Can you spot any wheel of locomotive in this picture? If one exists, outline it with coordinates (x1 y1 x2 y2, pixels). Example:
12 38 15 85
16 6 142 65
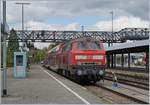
76 75 82 83
71 73 77 81
64 70 70 78
47 66 50 69
66 71 71 78
58 69 63 75
62 69 66 76
64 70 67 77
91 80 97 84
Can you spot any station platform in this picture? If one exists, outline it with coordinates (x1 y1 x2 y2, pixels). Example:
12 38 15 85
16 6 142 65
2 65 106 104
106 69 149 79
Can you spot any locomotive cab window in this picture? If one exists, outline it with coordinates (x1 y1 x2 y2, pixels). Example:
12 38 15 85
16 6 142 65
77 41 101 50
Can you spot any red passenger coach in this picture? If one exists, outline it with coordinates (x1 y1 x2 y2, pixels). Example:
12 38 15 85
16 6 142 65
44 37 106 83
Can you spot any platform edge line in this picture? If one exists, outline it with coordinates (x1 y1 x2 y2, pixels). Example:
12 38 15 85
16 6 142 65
40 66 90 105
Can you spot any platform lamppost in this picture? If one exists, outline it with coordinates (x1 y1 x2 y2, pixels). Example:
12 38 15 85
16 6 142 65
15 2 30 51
2 0 8 96
110 11 114 46
81 25 84 36
81 25 84 32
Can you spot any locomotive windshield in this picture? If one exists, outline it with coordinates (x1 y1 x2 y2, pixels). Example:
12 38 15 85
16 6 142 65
77 41 101 50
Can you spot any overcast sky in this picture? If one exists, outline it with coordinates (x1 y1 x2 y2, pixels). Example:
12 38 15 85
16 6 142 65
5 0 149 49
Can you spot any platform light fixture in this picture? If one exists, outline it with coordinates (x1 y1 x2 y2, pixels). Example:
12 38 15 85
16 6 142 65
110 11 114 46
15 2 31 51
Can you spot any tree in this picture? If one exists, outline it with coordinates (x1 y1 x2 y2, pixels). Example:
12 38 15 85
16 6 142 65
32 48 47 63
27 43 58 64
7 29 20 67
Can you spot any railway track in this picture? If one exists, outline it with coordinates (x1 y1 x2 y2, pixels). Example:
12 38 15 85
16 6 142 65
93 83 148 104
105 76 149 90
44 67 149 104
105 72 149 90
84 84 148 104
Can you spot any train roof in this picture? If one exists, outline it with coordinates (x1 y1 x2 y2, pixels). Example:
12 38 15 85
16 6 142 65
68 37 101 43
47 37 102 53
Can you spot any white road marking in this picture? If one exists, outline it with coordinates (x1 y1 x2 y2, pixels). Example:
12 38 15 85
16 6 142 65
40 66 90 105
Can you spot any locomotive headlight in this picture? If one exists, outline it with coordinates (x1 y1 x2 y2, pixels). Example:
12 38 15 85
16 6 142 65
75 55 87 60
77 70 82 75
92 55 103 59
99 70 104 75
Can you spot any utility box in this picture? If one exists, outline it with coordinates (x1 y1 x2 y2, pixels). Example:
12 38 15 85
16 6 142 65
13 52 27 78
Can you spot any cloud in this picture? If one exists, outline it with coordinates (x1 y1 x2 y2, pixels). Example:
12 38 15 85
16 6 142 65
24 20 80 31
13 16 149 31
84 0 149 20
6 0 149 25
5 0 149 49
87 16 149 31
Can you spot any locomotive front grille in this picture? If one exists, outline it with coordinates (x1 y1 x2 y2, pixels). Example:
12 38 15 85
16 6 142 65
72 63 105 70
81 62 98 65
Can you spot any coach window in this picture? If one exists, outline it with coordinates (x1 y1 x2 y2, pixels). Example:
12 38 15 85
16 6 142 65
51 47 56 53
62 45 67 52
130 52 146 69
65 43 72 51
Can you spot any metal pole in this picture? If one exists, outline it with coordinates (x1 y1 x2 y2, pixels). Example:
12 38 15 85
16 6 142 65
22 4 24 31
108 42 110 47
107 54 110 68
22 4 25 51
121 53 124 70
16 3 30 51
2 0 7 96
146 52 149 71
108 11 114 47
81 25 84 36
114 54 116 68
128 53 130 70
111 54 113 68
111 11 113 46
81 25 84 32
16 3 30 30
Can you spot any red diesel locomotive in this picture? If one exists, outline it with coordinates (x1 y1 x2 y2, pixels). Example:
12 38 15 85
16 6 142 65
43 37 106 83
